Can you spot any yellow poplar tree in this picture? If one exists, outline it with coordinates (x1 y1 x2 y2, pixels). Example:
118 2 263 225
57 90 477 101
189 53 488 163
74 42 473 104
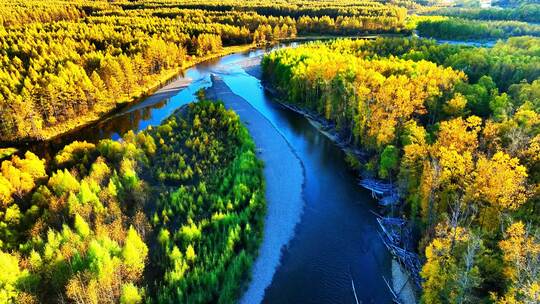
498 221 540 304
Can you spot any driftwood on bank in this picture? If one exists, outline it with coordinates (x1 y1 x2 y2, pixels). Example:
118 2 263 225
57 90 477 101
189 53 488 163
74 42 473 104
274 95 401 207
377 216 407 246
359 178 394 195
380 193 400 206
374 212 422 291
387 244 422 290
383 275 403 304
358 178 400 207
273 99 368 161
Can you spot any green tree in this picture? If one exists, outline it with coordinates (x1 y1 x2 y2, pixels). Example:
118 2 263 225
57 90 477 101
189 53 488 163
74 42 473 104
120 283 143 304
379 145 399 179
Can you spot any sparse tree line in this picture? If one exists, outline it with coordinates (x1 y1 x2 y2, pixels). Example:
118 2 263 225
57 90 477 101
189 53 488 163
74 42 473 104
262 37 540 303
0 100 265 304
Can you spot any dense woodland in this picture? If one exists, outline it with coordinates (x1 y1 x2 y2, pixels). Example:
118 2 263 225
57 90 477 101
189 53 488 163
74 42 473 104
0 101 265 303
429 4 540 23
0 0 408 143
415 17 540 40
2 0 540 303
262 37 540 303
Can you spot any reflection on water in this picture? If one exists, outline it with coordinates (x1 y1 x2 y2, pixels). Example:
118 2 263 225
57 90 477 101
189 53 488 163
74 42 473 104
23 44 294 159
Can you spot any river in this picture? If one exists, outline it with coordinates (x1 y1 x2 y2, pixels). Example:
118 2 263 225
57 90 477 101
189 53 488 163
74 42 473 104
20 45 393 303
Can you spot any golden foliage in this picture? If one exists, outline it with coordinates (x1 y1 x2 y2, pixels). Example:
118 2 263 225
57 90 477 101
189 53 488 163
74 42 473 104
472 152 528 211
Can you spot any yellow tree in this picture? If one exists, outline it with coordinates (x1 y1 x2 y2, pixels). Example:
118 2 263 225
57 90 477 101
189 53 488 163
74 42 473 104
11 151 46 180
434 116 482 156
1 161 34 199
0 250 23 303
122 226 148 280
471 152 529 231
0 176 13 207
443 93 469 118
422 223 482 304
399 120 429 219
410 116 482 228
498 221 540 304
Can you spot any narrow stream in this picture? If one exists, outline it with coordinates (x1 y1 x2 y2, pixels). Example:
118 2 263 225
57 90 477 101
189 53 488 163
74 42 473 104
22 44 394 303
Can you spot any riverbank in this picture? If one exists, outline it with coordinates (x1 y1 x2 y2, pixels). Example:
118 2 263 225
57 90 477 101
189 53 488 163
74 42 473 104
393 259 417 304
0 43 258 147
244 56 369 162
269 89 419 304
217 67 394 302
278 33 407 42
205 75 305 304
249 55 419 303
271 93 419 304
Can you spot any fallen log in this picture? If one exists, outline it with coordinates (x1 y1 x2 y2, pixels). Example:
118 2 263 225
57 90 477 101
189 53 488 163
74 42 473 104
381 193 400 206
374 213 423 290
383 275 403 304
359 178 396 195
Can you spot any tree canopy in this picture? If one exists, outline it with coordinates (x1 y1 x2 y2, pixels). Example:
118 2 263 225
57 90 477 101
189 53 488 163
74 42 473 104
0 101 265 304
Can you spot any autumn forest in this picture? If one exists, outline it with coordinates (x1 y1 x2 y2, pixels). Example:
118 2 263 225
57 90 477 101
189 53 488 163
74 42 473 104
0 0 539 304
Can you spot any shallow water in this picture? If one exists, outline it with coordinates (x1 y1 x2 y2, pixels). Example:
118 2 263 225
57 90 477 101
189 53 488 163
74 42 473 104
24 45 392 303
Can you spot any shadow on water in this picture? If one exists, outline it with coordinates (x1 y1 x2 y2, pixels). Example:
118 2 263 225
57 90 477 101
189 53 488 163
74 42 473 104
266 113 391 303
222 70 392 303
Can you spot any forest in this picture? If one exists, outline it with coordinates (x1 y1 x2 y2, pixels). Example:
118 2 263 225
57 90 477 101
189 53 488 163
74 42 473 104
262 37 540 303
0 0 408 143
415 17 540 40
0 101 265 303
1 0 540 303
429 4 540 23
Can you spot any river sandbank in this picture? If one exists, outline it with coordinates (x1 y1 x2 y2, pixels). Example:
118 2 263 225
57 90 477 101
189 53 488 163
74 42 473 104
393 259 418 304
206 75 305 304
